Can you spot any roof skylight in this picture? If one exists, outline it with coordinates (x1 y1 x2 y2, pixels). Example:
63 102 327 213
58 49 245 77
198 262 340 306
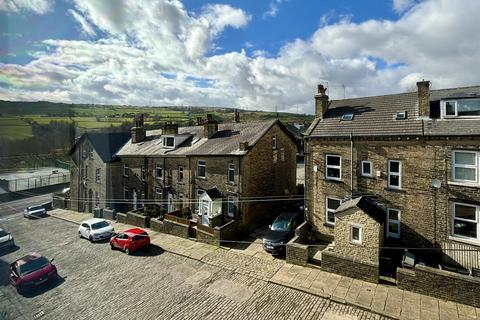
341 113 354 121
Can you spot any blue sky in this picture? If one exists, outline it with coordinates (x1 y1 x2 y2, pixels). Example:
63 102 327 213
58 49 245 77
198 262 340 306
1 0 479 113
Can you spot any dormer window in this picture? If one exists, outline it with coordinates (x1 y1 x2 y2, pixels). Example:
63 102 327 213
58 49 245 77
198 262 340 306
163 136 175 148
341 113 354 121
442 98 480 118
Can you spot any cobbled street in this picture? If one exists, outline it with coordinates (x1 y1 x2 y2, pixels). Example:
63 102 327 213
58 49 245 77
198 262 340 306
0 215 388 320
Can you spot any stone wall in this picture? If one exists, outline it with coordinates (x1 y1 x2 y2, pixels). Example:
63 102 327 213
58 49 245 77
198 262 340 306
126 211 150 228
305 137 480 254
334 209 383 264
150 219 164 233
163 217 190 238
103 208 116 221
286 236 309 266
116 212 127 224
197 228 218 245
397 265 480 308
322 250 379 283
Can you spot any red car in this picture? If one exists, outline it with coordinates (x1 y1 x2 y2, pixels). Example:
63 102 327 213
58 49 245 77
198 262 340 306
9 253 58 293
110 228 150 254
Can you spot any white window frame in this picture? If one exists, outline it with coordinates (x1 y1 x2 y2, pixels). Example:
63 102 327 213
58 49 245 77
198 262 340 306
386 208 401 239
227 163 235 183
442 99 480 118
95 168 101 183
272 135 277 149
451 202 480 243
123 164 129 177
325 196 341 226
155 164 163 179
452 150 478 184
95 192 100 207
325 154 342 181
178 166 184 183
349 224 362 245
227 195 238 218
361 161 372 177
155 187 162 195
163 136 175 148
387 160 402 189
197 160 206 178
178 193 184 209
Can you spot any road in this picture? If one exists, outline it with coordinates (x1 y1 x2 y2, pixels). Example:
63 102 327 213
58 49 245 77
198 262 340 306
0 214 386 320
0 194 52 220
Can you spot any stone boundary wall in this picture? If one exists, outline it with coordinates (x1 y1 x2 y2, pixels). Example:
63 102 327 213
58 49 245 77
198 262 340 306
397 265 480 308
322 251 379 284
116 212 127 224
163 218 190 239
103 208 116 221
150 219 164 233
286 236 309 266
197 228 219 245
126 211 150 228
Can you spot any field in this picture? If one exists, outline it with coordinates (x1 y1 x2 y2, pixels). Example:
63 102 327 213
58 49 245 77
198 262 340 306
0 101 313 140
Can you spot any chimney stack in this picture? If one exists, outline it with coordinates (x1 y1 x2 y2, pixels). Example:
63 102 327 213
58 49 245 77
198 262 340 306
234 109 240 123
204 114 218 139
417 80 431 118
131 114 146 144
315 84 329 119
163 121 178 135
239 141 249 151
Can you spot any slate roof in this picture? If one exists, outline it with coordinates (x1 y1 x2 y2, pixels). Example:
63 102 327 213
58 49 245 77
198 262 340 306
306 85 480 138
334 196 385 224
71 132 131 163
205 187 223 200
116 120 282 157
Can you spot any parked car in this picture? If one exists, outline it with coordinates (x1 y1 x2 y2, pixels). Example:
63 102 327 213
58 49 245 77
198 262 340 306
23 205 47 219
9 252 58 294
110 228 150 255
262 211 304 256
0 228 14 250
78 218 114 242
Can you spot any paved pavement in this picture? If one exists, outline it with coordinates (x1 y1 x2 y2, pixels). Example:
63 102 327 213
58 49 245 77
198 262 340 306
22 209 480 320
0 212 387 320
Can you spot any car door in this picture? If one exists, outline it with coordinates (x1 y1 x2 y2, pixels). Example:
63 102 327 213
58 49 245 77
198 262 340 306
114 233 127 249
81 223 91 238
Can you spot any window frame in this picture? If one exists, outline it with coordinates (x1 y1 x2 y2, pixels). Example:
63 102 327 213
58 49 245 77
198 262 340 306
123 186 129 200
361 161 373 177
155 187 162 195
197 160 206 178
227 163 235 183
325 196 342 226
442 99 480 118
452 150 478 184
325 154 342 181
227 195 238 218
163 136 175 148
141 166 146 181
178 193 184 209
451 201 479 243
387 160 402 190
155 164 163 180
178 166 184 183
272 135 277 150
386 208 401 239
123 164 129 177
95 168 101 183
349 224 363 245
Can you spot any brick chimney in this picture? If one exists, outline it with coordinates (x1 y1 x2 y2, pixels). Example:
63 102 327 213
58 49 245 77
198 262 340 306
239 141 249 151
417 80 431 118
131 114 146 144
204 114 218 139
234 109 240 123
163 121 178 135
315 84 329 119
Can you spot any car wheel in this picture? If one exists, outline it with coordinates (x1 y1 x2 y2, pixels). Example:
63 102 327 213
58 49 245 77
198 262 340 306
78 232 82 239
89 235 93 242
110 243 115 250
125 247 130 255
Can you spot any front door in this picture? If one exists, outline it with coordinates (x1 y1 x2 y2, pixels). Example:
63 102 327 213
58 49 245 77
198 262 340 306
167 193 173 213
133 190 138 210
200 200 210 225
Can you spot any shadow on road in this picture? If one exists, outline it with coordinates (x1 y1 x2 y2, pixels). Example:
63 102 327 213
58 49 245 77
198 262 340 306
19 275 66 298
0 245 20 257
130 244 164 257
0 258 11 287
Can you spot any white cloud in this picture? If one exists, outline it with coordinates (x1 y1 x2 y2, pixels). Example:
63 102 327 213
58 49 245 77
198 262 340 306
69 9 96 37
2 0 480 115
0 0 53 14
392 0 417 13
262 0 285 19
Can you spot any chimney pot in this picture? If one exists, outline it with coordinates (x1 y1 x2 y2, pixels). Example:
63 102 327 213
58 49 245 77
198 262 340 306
314 84 329 119
239 141 249 151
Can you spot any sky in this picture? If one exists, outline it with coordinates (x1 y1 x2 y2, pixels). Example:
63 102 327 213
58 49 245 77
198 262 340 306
1 0 480 114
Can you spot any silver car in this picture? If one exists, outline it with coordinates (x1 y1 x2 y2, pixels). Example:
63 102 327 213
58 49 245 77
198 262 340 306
0 228 14 250
24 205 47 219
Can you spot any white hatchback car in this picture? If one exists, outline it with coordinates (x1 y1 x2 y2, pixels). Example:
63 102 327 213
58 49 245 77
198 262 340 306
78 218 114 242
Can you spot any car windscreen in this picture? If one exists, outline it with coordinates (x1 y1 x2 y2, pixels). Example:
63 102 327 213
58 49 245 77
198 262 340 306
91 221 110 230
271 218 291 231
18 257 49 275
29 206 44 211
0 230 8 237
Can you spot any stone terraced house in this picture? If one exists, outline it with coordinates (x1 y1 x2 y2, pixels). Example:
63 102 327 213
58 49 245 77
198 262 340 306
69 132 131 213
114 113 298 231
304 81 480 277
